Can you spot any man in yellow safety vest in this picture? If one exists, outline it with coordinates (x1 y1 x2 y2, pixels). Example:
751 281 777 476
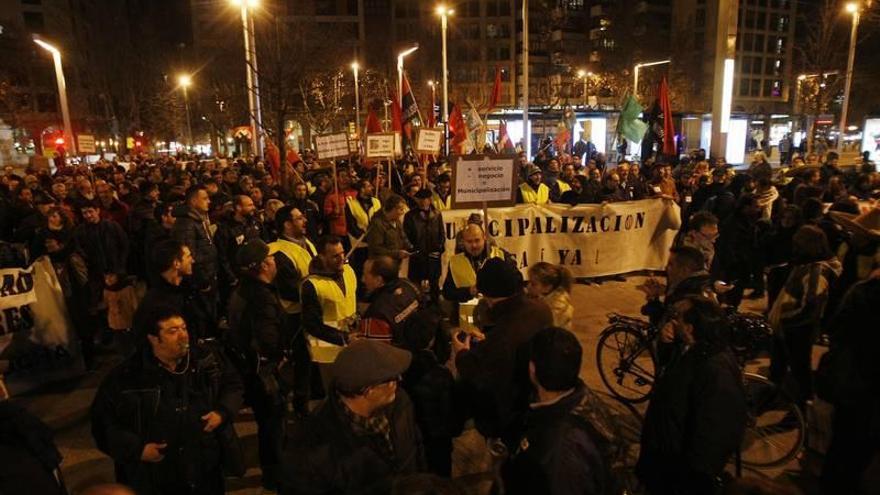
269 205 317 414
442 223 506 304
345 179 381 279
432 173 452 211
516 164 550 204
300 235 358 367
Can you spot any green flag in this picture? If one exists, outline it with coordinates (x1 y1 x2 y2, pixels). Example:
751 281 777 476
618 95 648 143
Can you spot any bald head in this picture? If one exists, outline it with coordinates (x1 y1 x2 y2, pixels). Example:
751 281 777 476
462 223 486 257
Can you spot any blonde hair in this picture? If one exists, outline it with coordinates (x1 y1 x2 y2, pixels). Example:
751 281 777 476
528 262 573 294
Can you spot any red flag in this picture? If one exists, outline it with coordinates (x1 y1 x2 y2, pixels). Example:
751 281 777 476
498 120 514 153
448 103 466 154
365 109 383 133
266 141 281 179
659 77 676 156
401 74 420 124
286 146 302 165
489 66 502 111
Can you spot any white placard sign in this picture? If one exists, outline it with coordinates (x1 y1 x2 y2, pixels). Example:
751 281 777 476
415 128 444 154
315 132 351 160
366 133 396 158
452 154 518 208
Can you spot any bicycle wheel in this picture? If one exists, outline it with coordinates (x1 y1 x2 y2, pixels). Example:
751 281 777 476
739 372 806 469
596 325 656 403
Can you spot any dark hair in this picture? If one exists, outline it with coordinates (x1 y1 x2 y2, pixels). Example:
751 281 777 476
153 203 175 222
669 245 705 273
316 234 342 254
383 194 406 213
144 305 185 337
232 194 250 208
355 179 372 193
529 327 582 391
688 211 718 232
152 239 186 273
792 225 832 264
679 295 730 353
366 256 399 283
800 197 824 222
78 199 100 211
185 184 206 202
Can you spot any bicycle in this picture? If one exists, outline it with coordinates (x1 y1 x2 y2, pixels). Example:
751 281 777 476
596 310 805 468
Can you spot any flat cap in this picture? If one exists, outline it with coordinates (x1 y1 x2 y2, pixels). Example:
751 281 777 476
525 164 542 177
332 339 412 392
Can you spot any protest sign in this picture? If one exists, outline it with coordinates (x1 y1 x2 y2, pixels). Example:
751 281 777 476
366 133 396 158
315 132 351 160
0 257 83 395
415 128 444 154
438 199 680 282
76 134 96 154
451 154 518 208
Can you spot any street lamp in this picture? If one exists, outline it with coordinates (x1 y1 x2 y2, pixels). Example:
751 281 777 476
34 38 73 155
838 1 860 152
428 80 437 125
436 5 453 151
397 45 419 109
351 61 360 131
232 0 263 157
633 59 671 100
178 74 193 150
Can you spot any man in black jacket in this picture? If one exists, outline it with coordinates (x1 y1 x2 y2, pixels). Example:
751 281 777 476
451 258 554 446
404 189 445 303
503 327 608 495
359 256 420 342
133 239 209 342
91 305 244 494
214 194 262 308
226 239 286 491
281 339 425 494
636 296 746 495
291 181 322 241
172 185 219 330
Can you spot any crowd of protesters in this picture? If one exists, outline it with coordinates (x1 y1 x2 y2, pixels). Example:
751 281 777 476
0 132 877 495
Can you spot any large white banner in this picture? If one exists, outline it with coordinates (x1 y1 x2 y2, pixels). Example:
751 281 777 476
439 199 681 281
0 257 83 394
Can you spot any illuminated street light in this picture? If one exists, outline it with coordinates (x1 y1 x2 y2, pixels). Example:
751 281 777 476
178 74 193 149
231 0 263 156
633 59 670 100
839 1 860 151
351 61 360 133
397 45 419 109
34 38 74 154
436 5 453 152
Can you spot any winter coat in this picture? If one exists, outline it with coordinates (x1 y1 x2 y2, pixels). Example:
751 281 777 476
502 382 608 495
281 389 426 495
226 276 287 365
0 402 65 495
104 278 139 331
90 343 244 494
768 258 842 339
365 214 412 260
132 276 210 342
171 206 217 291
636 345 746 495
213 213 262 287
403 207 445 273
455 294 554 442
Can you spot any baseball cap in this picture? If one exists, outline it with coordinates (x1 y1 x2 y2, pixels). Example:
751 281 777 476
235 239 279 270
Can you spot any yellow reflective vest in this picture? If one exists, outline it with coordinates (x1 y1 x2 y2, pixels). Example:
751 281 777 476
448 246 505 289
519 182 550 204
304 264 358 363
269 237 316 314
346 196 381 247
432 191 451 211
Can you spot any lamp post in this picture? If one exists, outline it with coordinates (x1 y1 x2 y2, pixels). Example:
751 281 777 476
233 0 263 157
397 45 419 109
436 5 453 152
428 80 436 124
178 74 193 150
522 0 530 158
351 61 360 131
33 38 73 154
838 2 860 152
632 59 671 101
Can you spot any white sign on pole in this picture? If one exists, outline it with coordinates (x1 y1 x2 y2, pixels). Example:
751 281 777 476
451 154 518 208
366 133 396 158
77 134 96 154
415 128 444 154
315 132 351 160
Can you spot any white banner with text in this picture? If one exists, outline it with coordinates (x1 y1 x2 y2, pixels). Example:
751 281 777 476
439 199 681 281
